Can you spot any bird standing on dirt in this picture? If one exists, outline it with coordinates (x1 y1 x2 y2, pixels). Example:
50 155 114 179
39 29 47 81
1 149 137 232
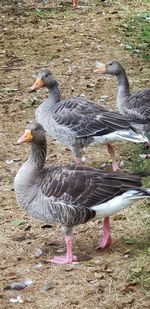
29 69 148 171
14 123 150 264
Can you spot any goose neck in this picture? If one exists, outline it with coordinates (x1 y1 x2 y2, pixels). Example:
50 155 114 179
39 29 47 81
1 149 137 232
116 69 130 110
116 69 130 96
47 83 61 105
28 141 47 170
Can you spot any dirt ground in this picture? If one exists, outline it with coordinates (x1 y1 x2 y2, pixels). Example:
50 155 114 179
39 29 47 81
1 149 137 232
0 1 150 308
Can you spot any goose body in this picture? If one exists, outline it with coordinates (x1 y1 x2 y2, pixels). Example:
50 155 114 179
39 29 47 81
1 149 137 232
95 60 150 141
30 69 147 170
14 123 150 264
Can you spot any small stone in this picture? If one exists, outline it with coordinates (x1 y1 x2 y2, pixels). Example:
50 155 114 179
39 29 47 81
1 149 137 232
44 282 54 291
17 256 22 261
113 213 126 221
5 278 32 290
10 296 23 304
5 159 14 165
34 263 42 269
35 248 43 258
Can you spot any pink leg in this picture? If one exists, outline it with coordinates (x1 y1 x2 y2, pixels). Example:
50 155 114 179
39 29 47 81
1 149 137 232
107 144 119 172
96 217 112 250
75 156 85 165
72 0 78 8
46 236 77 264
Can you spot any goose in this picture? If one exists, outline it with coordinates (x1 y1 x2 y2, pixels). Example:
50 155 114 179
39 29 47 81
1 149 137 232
29 69 148 171
14 123 150 264
94 60 150 143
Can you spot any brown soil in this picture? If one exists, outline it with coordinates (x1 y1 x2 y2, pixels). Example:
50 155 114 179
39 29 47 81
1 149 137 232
0 1 150 308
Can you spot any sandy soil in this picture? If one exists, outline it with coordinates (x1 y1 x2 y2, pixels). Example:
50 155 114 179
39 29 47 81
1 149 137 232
0 1 150 308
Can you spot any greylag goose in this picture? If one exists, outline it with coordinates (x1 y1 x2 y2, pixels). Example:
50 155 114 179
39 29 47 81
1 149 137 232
14 123 150 264
94 60 150 142
29 69 147 171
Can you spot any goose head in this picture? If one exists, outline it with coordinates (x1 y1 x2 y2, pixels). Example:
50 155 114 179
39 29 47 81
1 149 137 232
17 122 46 145
30 69 58 91
94 60 124 76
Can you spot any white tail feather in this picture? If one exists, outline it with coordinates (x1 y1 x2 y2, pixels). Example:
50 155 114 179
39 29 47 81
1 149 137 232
117 129 148 144
92 129 148 145
92 189 150 218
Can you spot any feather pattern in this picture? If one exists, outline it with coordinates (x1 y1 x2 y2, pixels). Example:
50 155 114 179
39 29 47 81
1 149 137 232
50 98 133 137
41 165 143 207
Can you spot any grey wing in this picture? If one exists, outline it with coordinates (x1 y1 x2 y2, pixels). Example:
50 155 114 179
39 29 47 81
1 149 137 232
40 166 97 225
53 97 131 138
127 90 150 123
39 166 142 225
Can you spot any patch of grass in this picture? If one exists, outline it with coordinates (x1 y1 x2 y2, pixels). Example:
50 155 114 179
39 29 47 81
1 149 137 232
49 54 60 60
120 143 150 187
122 237 150 250
125 234 150 292
121 12 150 60
127 266 150 291
34 8 64 19
120 143 150 231
34 8 53 18
34 5 75 20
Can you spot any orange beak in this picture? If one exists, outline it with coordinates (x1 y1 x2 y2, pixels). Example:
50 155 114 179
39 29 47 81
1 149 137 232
30 78 44 91
17 130 33 144
94 62 106 74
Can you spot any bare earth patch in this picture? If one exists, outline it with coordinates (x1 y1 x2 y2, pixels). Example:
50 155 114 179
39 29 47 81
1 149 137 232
0 1 150 308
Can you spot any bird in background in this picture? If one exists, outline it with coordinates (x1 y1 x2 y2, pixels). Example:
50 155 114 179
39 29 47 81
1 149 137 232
94 60 150 144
